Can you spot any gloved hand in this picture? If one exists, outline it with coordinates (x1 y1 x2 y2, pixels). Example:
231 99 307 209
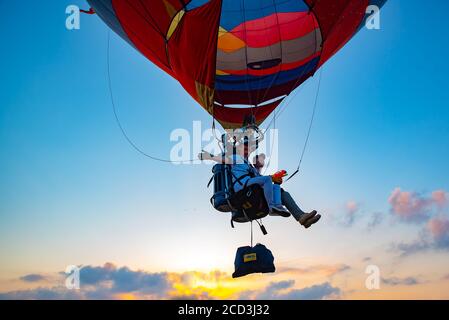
271 170 287 185
271 176 283 184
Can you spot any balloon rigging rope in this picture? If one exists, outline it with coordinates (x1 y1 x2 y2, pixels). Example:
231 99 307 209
261 19 321 132
250 221 253 247
107 30 195 164
259 35 322 175
253 0 284 119
262 108 276 176
285 68 323 182
259 68 323 179
107 27 322 177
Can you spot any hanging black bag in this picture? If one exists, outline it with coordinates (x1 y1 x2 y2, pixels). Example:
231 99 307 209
232 244 275 278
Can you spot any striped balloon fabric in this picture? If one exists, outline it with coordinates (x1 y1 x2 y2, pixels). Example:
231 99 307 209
88 0 387 129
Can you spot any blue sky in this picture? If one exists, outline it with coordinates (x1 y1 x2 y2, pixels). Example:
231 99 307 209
0 1 449 299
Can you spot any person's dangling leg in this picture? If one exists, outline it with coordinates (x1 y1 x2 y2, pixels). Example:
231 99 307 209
272 184 282 206
281 188 321 228
270 184 290 217
280 189 305 220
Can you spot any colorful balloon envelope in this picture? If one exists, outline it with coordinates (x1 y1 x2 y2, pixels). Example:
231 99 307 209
88 0 387 129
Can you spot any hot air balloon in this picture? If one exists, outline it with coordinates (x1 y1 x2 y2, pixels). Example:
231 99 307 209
87 0 387 129
86 0 388 277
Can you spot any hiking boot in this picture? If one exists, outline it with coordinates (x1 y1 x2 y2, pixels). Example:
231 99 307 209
270 205 291 217
298 210 321 228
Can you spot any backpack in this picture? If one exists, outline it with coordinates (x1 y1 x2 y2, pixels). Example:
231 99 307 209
210 164 234 212
209 164 269 224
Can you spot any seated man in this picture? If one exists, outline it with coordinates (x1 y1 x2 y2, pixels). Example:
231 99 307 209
200 138 289 216
200 135 321 228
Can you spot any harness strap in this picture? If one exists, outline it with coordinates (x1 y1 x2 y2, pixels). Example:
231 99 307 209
230 158 257 188
256 220 268 235
285 168 300 182
207 175 214 188
231 173 252 187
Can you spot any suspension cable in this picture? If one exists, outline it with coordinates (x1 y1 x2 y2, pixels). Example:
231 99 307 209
285 69 323 182
107 30 197 164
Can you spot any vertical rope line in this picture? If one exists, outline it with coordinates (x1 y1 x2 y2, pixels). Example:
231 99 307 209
253 0 283 119
256 8 320 126
260 6 322 131
240 0 256 118
253 0 276 107
250 220 253 247
262 107 276 175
